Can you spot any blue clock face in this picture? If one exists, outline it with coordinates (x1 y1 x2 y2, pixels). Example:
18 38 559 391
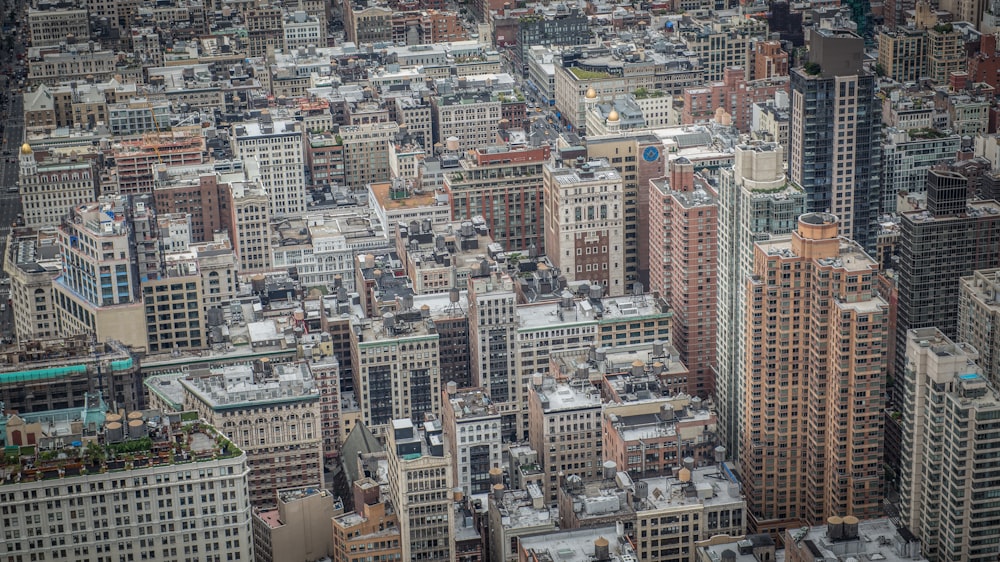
643 146 660 162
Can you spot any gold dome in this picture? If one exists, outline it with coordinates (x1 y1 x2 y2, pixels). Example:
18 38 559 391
585 86 597 99
607 109 620 122
20 143 32 155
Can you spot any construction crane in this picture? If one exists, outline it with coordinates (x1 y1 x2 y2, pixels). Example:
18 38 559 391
147 104 164 164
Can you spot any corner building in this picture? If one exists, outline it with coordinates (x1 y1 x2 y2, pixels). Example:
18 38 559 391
899 328 1000 562
740 213 887 536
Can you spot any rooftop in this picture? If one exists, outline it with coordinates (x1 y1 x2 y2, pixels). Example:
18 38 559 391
6 227 61 275
519 525 638 562
960 268 1000 310
561 476 637 521
635 463 744 511
533 377 602 412
517 291 670 331
547 161 622 186
369 178 441 211
146 361 319 411
445 389 500 421
552 342 687 393
1 395 241 486
785 517 927 562
492 486 556 531
398 216 495 272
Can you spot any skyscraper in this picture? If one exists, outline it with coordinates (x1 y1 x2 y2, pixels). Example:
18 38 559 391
893 169 1000 396
740 213 887 535
649 158 719 398
899 328 1000 562
230 115 306 217
789 29 880 252
716 142 805 456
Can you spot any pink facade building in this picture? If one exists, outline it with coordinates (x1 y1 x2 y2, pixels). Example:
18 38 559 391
648 159 719 399
681 67 789 132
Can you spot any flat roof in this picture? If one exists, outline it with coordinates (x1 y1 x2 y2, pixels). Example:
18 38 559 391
368 180 439 210
519 526 635 562
636 463 744 511
535 377 602 411
518 295 669 331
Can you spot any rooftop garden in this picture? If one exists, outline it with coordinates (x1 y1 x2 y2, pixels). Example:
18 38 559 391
908 127 948 139
803 62 822 76
570 67 612 80
633 87 666 99
1 419 240 486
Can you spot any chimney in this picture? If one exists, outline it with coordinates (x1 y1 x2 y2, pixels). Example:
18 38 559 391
669 157 695 192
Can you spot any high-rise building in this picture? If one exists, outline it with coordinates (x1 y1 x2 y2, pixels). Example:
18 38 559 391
444 144 550 254
527 374 603 502
151 163 226 244
246 4 284 57
349 300 442 430
740 213 888 535
18 143 98 228
926 23 966 85
251 487 340 562
468 270 519 415
789 29 880 251
220 163 273 273
432 92 501 152
385 418 456 562
959 269 1000 388
880 129 961 214
543 160 626 296
27 4 90 47
876 27 927 84
585 133 665 289
340 121 398 190
231 116 306 217
0 396 254 562
893 170 1000 395
146 362 324 508
332 479 403 562
899 328 1000 562
3 227 61 342
51 195 153 350
649 158 719 398
715 142 805 456
441 387 503 496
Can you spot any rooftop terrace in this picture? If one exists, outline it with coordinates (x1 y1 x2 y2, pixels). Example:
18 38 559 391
1 395 240 486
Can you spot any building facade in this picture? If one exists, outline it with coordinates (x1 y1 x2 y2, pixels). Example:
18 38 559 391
789 29 880 252
740 213 887 535
543 161 626 296
649 159 719 398
899 328 1000 562
715 142 804 457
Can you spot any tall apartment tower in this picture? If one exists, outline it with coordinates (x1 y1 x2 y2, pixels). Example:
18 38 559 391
52 195 154 351
893 170 1000 398
467 270 520 437
959 269 1000 388
543 160 626 296
386 418 456 562
231 116 306 217
716 142 805 456
789 29 880 252
649 158 719 398
899 328 1000 562
740 213 888 535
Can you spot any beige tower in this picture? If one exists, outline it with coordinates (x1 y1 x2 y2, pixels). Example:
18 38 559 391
740 213 888 536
